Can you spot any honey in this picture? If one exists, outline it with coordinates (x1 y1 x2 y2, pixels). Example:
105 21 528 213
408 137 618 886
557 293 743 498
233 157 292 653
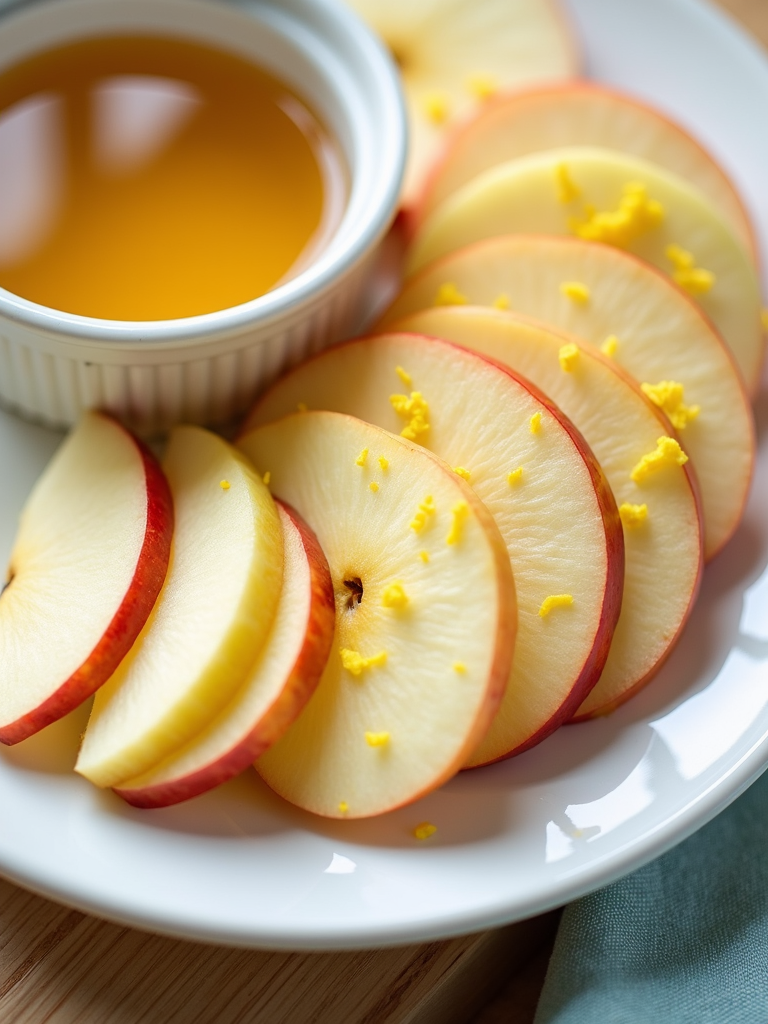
0 35 347 320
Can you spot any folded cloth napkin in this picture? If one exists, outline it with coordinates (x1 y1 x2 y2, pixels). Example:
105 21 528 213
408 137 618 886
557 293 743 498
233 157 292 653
534 768 768 1024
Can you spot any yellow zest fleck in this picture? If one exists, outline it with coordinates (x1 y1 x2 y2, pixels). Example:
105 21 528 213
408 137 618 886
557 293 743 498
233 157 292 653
555 162 581 204
492 293 511 310
419 550 430 563
559 342 580 372
395 365 412 387
466 73 497 100
423 92 450 124
640 380 700 430
601 335 619 357
560 281 590 304
378 455 389 471
381 582 409 609
413 822 437 841
365 731 390 747
262 471 271 486
340 648 387 676
761 308 768 332
219 479 230 490
410 495 436 533
507 466 524 486
569 181 664 248
338 801 349 814
297 401 308 412
434 281 467 307
453 662 466 674
355 448 368 467
619 502 648 528
390 391 430 441
369 481 379 493
631 436 688 483
666 244 716 295
446 500 469 545
539 594 574 617
529 412 542 434
453 466 471 481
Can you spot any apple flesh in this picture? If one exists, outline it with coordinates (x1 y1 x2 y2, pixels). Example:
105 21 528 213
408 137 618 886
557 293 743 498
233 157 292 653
239 410 516 816
406 146 764 393
115 501 334 808
0 412 172 745
414 82 756 255
343 0 578 210
391 306 703 718
382 233 755 560
243 335 623 763
76 426 284 789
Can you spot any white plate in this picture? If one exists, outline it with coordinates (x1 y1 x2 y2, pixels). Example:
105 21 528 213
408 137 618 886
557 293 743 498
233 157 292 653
2 0 768 951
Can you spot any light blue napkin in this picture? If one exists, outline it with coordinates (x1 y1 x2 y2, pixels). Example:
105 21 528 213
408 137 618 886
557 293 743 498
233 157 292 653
534 769 768 1023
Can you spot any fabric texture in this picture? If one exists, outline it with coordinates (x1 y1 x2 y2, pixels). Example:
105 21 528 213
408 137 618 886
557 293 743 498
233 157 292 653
535 769 768 1024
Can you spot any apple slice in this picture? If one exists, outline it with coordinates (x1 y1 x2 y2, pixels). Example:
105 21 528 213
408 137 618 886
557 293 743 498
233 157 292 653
406 146 764 392
0 412 172 745
414 82 756 255
238 410 515 816
243 335 623 764
343 0 578 210
76 426 283 789
383 234 755 560
115 502 334 808
390 306 703 718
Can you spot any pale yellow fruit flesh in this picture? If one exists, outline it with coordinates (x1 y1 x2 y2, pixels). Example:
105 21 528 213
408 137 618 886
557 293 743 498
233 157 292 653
344 0 577 206
420 85 755 254
384 234 755 560
245 337 616 764
115 504 313 794
239 411 515 817
0 412 147 728
394 307 703 717
407 146 764 392
76 426 283 788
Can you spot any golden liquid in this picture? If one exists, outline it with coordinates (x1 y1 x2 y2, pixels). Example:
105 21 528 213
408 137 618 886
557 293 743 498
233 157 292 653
0 35 346 320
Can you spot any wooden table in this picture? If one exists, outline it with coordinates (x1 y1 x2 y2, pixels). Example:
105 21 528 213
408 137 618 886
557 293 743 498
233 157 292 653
1 3 765 1022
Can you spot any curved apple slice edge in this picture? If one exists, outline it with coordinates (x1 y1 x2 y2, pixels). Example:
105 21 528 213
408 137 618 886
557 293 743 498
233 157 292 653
0 417 173 746
114 501 335 808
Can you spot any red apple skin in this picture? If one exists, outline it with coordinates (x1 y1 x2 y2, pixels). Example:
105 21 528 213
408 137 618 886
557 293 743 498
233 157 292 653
0 415 174 746
407 82 758 259
115 501 335 809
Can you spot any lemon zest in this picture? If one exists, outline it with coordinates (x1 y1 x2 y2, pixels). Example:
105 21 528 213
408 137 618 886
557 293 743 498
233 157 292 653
666 244 716 295
446 501 469 545
619 503 648 528
390 391 430 441
434 282 467 306
529 412 542 434
365 731 390 747
369 481 379 493
640 380 700 430
414 822 437 840
423 92 450 124
355 448 368 467
507 466 524 485
601 335 619 357
559 342 580 372
219 479 230 491
410 495 436 533
569 181 664 248
419 550 430 563
560 281 590 304
262 471 271 486
492 293 511 310
381 582 409 609
340 649 387 676
539 594 574 617
453 466 471 481
466 73 497 100
453 662 467 674
378 455 389 471
631 436 688 483
395 366 412 387
338 801 349 814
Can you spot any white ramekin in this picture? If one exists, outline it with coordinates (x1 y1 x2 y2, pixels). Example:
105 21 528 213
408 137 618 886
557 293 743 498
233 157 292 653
0 0 406 433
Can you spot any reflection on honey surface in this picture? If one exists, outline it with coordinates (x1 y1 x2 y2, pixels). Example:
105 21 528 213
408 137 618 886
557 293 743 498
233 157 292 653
0 36 347 320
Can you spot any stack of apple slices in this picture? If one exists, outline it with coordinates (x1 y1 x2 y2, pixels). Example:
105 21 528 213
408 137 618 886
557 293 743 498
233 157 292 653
342 0 579 211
